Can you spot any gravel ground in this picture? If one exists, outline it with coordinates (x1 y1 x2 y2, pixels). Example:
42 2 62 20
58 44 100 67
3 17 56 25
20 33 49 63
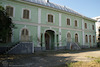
3 48 100 67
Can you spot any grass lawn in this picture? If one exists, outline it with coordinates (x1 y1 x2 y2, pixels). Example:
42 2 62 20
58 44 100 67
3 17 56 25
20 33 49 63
66 57 100 67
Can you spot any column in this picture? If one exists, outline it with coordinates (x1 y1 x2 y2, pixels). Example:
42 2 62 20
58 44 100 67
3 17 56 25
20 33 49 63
42 33 45 50
59 13 62 46
82 19 85 46
37 8 41 47
54 33 57 50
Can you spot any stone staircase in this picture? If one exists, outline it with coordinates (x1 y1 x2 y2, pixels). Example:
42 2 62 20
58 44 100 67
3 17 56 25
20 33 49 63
7 42 34 54
66 42 81 50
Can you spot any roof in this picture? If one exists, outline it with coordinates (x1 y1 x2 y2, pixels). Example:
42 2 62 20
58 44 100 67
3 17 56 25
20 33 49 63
21 0 96 22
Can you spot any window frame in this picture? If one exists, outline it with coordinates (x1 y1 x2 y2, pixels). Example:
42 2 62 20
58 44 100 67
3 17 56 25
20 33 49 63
5 5 15 17
47 13 55 23
67 18 71 26
85 23 87 29
22 8 31 19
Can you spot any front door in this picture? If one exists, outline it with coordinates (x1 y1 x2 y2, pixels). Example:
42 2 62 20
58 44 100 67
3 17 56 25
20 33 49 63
21 29 29 42
45 33 50 50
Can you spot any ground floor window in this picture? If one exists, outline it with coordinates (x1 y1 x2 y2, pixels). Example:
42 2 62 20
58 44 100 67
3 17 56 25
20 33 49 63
75 33 78 43
85 35 88 43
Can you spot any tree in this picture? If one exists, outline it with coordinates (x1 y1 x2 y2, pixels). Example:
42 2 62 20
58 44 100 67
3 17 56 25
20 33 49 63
0 6 15 43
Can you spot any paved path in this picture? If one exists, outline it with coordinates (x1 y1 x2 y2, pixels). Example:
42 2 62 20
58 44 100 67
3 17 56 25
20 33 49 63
9 48 100 67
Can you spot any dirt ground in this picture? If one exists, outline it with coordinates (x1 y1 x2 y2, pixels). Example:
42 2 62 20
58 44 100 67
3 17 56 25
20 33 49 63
2 48 100 67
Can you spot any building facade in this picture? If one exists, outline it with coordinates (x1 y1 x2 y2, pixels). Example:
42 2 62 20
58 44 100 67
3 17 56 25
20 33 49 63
0 0 96 51
93 16 100 42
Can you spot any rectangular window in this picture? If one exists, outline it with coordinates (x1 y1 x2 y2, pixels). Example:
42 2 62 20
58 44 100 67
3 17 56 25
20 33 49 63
6 6 13 17
92 25 94 30
48 14 53 23
75 20 77 27
85 23 87 29
23 9 29 19
67 18 70 25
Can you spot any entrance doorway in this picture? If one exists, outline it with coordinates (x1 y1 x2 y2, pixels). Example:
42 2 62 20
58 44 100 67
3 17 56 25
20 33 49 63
45 30 55 50
21 29 29 42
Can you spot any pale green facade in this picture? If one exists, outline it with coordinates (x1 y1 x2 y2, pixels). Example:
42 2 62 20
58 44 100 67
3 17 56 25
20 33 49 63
1 0 96 51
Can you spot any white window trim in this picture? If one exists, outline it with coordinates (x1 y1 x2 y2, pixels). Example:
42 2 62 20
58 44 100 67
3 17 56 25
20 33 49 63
5 5 15 17
46 13 55 23
21 8 31 19
66 17 71 26
19 25 30 41
66 31 72 42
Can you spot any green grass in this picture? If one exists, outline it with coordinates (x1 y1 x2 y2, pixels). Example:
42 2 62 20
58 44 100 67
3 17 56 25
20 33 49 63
66 57 100 67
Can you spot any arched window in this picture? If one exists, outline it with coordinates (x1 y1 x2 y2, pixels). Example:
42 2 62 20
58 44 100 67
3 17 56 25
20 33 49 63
21 29 29 35
21 29 25 35
75 33 78 43
48 14 53 23
85 23 87 29
6 6 14 17
23 9 29 19
75 20 77 27
85 35 88 43
93 36 95 43
67 33 71 42
67 18 70 25
89 35 91 42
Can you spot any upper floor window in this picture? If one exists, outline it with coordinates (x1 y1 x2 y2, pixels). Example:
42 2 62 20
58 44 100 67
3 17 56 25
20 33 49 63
92 25 94 30
48 14 53 23
85 23 87 29
75 20 77 27
6 6 14 17
67 18 70 25
23 9 30 19
85 35 88 43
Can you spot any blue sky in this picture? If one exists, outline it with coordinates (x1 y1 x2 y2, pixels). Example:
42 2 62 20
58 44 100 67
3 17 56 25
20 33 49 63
50 0 100 18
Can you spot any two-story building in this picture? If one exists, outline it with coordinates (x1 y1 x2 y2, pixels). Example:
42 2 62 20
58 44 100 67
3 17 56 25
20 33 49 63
0 0 96 52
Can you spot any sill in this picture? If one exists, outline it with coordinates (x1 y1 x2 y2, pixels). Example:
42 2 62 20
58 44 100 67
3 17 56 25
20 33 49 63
21 18 31 20
47 22 54 23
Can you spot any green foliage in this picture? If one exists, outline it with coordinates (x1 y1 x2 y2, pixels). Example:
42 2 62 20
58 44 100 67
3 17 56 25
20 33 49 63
0 5 15 43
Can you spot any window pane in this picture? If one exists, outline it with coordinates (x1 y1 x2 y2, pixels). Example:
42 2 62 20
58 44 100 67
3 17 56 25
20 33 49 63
48 14 53 23
75 20 77 26
6 6 13 17
23 9 29 19
67 19 70 25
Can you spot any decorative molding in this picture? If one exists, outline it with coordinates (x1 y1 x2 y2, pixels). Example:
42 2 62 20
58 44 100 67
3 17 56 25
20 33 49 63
59 13 62 26
14 21 86 32
38 8 41 24
21 8 31 19
19 25 30 41
59 28 61 46
46 13 55 23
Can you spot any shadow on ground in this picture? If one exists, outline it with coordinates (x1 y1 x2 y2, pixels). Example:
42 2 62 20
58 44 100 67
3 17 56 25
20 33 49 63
0 48 100 67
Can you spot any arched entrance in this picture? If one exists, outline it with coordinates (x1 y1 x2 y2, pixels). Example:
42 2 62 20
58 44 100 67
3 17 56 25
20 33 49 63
21 29 29 42
45 30 55 50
